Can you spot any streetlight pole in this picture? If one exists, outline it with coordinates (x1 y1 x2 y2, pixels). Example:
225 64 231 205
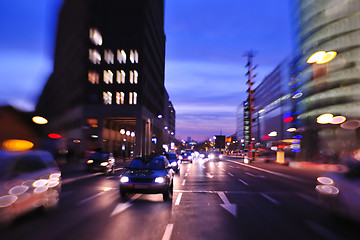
243 51 257 160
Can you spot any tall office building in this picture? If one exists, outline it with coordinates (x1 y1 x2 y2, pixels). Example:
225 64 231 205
36 0 173 157
290 0 360 161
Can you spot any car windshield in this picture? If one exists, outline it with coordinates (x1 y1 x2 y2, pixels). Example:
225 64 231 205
129 157 165 170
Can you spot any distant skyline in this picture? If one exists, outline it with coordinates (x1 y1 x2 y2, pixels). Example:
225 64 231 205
0 0 293 142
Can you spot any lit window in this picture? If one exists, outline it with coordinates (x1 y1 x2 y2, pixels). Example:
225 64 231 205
104 50 114 64
116 92 125 104
103 92 112 105
129 92 137 105
103 70 113 84
116 70 126 84
134 50 138 63
129 50 139 63
89 28 102 46
117 49 126 64
88 71 99 84
130 50 135 63
129 70 138 84
89 49 101 64
134 70 138 84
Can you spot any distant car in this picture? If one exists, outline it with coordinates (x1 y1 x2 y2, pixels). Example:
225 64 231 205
0 150 61 226
316 162 360 222
86 152 115 175
209 151 223 160
179 152 193 163
119 155 174 201
199 151 209 159
166 153 180 174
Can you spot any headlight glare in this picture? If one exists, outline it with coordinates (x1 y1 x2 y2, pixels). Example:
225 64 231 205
100 162 109 166
155 177 165 184
87 160 94 164
120 176 129 183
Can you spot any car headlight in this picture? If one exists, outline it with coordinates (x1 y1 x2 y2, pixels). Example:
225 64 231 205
100 162 109 166
87 160 94 164
209 154 214 159
155 177 165 184
171 162 177 167
188 156 192 160
120 176 129 183
219 155 223 159
178 156 183 160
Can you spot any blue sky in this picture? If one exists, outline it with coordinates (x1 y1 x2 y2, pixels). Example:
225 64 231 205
0 0 293 142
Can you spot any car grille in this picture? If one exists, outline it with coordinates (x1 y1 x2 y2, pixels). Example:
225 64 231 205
130 178 154 183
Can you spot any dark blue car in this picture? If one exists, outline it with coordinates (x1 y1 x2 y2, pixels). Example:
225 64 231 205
119 155 174 201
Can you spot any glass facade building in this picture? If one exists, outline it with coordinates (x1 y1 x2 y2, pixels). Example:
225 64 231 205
291 0 360 162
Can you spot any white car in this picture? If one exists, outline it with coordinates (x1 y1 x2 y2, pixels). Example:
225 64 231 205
316 163 360 222
0 150 61 225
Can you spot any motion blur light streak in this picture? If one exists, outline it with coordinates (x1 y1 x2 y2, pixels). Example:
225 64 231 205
317 113 333 124
32 116 48 124
2 139 34 151
340 120 360 130
316 51 337 64
0 195 17 208
315 185 339 195
307 51 326 63
9 185 29 196
330 116 346 124
307 51 337 64
317 177 334 185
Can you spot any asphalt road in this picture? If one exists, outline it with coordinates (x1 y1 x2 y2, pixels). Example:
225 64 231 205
1 156 359 240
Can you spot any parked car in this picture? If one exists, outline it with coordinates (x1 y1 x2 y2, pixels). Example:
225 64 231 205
316 161 360 222
86 152 115 175
179 151 193 163
119 155 174 201
0 150 61 226
166 152 180 174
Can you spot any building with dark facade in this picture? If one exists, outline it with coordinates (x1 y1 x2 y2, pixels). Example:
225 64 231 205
36 0 174 158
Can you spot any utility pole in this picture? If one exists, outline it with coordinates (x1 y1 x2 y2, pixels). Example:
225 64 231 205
243 51 256 161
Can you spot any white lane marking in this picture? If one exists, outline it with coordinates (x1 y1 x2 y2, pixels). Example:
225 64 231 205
260 193 280 205
161 224 174 240
111 194 141 216
175 193 182 205
78 191 106 205
221 168 226 172
245 172 265 178
217 192 237 217
62 172 103 185
305 220 343 240
182 179 186 186
185 173 188 177
227 160 305 183
228 173 234 177
238 178 249 185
